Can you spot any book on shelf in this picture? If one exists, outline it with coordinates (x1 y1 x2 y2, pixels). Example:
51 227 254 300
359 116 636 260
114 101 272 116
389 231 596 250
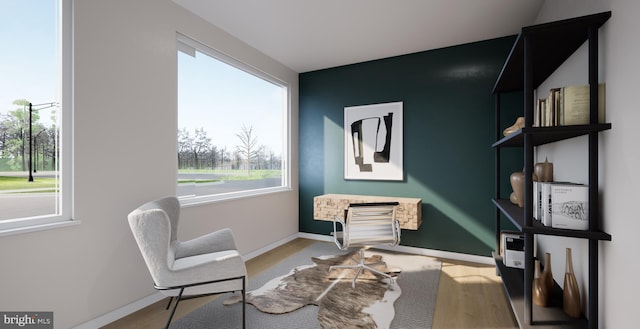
560 83 606 125
533 181 542 221
538 182 589 231
500 231 525 269
533 84 606 127
551 184 589 230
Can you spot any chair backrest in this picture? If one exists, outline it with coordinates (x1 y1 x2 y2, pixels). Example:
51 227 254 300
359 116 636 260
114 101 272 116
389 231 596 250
128 197 178 286
135 196 181 243
342 202 400 249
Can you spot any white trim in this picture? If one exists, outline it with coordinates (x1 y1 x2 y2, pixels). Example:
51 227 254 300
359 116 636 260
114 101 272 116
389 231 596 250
83 231 494 327
72 292 165 329
0 0 74 233
175 32 291 206
0 219 80 237
242 233 301 261
179 186 292 208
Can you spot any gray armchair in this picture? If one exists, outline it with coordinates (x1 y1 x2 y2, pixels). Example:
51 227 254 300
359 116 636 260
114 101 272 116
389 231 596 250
127 196 246 329
330 202 401 287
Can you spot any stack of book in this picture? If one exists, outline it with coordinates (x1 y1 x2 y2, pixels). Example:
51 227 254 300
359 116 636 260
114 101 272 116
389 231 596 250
534 83 606 127
533 182 589 231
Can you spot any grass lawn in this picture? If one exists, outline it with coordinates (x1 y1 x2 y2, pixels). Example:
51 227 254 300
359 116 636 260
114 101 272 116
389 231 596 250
178 169 280 182
0 176 58 191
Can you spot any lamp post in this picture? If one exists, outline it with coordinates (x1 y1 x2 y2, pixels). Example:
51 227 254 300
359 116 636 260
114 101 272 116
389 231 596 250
27 102 58 182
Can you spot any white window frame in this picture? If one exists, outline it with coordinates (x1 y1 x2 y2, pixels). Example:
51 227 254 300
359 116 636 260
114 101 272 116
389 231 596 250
0 0 76 236
176 33 291 206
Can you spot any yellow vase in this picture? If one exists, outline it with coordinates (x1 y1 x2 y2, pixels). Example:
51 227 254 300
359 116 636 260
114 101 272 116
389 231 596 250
542 252 554 298
563 248 581 318
533 259 548 307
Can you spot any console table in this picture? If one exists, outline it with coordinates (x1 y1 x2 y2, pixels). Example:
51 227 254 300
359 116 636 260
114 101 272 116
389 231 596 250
313 194 422 230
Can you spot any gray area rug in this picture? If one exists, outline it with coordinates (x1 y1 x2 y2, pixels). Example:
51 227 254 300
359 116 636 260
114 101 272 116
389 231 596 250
171 241 441 329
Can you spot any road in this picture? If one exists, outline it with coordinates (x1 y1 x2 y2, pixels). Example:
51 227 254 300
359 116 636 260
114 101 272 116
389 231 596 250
0 173 282 220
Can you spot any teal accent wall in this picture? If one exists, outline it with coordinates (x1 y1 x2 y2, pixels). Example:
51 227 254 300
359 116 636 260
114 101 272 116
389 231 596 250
299 36 521 257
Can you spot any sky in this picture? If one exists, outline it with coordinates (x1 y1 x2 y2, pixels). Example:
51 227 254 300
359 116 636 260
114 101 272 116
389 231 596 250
0 0 59 122
178 49 286 155
1 0 286 156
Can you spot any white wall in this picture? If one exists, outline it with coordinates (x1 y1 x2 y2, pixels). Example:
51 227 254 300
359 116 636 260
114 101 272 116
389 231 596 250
0 0 299 328
534 0 639 327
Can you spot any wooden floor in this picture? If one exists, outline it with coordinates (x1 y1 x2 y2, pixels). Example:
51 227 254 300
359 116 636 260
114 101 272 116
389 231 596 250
103 238 518 329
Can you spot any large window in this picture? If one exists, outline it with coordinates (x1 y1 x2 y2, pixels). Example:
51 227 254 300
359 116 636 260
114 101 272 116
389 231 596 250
177 34 289 204
0 0 73 234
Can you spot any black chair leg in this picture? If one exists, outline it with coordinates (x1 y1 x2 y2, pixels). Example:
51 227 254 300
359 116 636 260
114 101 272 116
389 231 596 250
165 297 173 310
242 276 246 329
164 288 184 329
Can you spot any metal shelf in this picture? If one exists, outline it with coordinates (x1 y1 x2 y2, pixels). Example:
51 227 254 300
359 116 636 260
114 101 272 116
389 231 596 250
493 199 611 241
492 124 611 148
493 12 612 93
493 253 587 329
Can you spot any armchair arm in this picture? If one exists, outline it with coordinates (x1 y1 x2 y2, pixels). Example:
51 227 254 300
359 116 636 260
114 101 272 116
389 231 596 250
174 228 238 259
159 250 246 290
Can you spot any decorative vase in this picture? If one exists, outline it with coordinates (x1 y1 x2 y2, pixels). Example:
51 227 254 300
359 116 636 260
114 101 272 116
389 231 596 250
563 248 581 318
541 252 554 298
534 157 554 182
509 192 518 204
510 171 524 208
503 117 525 136
533 259 548 307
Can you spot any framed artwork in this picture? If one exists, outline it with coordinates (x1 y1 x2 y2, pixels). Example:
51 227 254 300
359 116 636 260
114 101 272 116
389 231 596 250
344 101 403 181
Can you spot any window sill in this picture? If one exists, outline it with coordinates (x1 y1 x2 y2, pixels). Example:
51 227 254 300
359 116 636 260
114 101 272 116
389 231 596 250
0 219 81 237
179 186 292 207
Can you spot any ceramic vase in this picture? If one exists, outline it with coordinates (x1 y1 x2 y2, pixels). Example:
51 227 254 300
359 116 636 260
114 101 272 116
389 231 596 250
533 259 548 307
541 252 554 298
534 157 554 182
510 171 524 207
563 248 581 318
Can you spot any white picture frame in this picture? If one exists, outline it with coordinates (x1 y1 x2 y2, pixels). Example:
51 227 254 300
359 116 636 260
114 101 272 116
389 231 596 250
344 101 403 181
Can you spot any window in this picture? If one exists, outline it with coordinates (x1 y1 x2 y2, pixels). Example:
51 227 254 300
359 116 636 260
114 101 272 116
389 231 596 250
177 34 290 204
0 0 73 235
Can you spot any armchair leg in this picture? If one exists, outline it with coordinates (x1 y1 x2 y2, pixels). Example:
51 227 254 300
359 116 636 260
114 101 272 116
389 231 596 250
165 297 174 310
164 288 184 329
242 276 246 329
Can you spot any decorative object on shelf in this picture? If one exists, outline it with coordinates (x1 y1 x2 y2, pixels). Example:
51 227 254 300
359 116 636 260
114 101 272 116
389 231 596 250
563 248 581 318
541 252 554 299
503 117 524 136
534 157 554 182
510 170 525 207
533 259 548 307
509 192 518 204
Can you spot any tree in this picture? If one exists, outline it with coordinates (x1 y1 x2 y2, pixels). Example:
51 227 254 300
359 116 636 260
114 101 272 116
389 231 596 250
235 124 262 174
177 128 193 169
192 127 211 170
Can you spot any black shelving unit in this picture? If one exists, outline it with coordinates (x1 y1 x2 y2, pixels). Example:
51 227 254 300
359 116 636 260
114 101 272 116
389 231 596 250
492 12 612 329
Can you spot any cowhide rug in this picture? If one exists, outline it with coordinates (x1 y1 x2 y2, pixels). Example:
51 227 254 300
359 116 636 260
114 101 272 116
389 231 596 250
224 251 401 329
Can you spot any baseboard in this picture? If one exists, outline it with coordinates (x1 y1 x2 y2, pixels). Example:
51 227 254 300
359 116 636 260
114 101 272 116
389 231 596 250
77 231 493 327
243 233 302 260
72 292 165 329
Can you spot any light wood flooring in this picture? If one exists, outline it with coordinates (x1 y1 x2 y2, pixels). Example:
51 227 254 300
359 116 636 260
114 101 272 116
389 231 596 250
103 238 518 329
